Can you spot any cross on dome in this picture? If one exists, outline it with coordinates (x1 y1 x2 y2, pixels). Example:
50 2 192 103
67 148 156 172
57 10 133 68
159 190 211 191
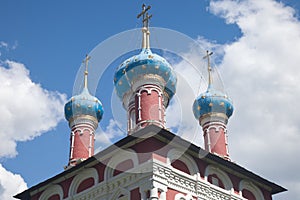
137 4 152 49
203 50 213 87
137 4 152 29
83 54 91 88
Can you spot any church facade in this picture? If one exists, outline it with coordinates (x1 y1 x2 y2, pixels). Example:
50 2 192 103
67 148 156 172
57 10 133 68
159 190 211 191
15 4 286 200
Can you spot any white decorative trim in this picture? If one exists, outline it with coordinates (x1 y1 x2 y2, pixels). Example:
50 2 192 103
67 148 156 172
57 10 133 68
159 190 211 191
63 160 244 200
167 149 198 176
152 162 242 200
204 165 233 191
68 167 98 196
174 193 194 200
239 180 264 199
110 187 130 200
69 116 98 129
104 149 139 180
131 74 165 92
136 85 165 125
39 184 63 200
70 131 75 159
69 123 95 163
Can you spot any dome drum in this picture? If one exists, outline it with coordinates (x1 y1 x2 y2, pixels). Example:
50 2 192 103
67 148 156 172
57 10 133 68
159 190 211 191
199 113 229 127
68 115 99 129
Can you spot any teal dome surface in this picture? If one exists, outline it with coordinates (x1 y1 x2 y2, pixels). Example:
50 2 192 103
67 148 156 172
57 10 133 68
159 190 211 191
64 88 104 122
114 48 177 102
193 86 233 120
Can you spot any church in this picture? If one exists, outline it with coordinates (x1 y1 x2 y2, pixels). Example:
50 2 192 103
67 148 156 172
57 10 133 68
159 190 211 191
14 4 286 200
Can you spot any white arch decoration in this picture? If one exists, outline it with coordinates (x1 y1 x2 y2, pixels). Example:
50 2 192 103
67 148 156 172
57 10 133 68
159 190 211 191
110 187 130 200
239 180 264 200
174 193 194 200
104 148 139 180
68 167 99 196
204 165 233 191
39 184 63 200
167 148 198 176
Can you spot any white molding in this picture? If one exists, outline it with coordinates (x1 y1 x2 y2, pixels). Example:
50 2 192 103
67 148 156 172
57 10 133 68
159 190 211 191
167 148 198 176
239 179 264 200
110 187 130 200
174 193 194 200
104 148 139 180
68 167 98 196
39 184 63 200
153 162 242 200
204 165 233 191
63 160 244 200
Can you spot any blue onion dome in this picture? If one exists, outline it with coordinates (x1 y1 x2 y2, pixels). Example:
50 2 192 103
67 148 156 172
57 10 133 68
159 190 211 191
193 86 233 120
64 87 104 123
114 48 177 106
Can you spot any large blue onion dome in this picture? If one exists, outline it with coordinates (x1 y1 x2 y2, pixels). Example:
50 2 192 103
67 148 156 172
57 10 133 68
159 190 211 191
64 87 104 123
193 86 233 120
114 48 177 105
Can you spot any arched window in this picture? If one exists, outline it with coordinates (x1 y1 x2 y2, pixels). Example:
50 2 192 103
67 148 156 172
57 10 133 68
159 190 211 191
113 159 134 176
110 187 130 200
207 173 225 189
76 177 95 193
104 149 138 180
171 159 190 174
204 165 233 191
242 189 257 200
39 184 63 200
167 149 198 176
69 167 98 196
174 193 193 200
48 194 60 200
239 180 264 200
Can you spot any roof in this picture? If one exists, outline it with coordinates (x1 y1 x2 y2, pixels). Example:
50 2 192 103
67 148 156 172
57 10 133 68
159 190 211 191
14 125 287 199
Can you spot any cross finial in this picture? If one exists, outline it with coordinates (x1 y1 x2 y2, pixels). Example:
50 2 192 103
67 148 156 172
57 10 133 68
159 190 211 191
137 4 152 29
83 54 91 88
137 4 152 49
203 50 213 87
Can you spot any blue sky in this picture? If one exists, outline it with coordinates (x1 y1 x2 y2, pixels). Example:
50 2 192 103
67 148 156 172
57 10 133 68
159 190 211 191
1 0 300 199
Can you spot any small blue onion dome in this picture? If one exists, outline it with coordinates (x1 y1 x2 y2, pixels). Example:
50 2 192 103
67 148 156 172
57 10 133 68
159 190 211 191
64 87 104 122
114 48 177 104
193 86 233 120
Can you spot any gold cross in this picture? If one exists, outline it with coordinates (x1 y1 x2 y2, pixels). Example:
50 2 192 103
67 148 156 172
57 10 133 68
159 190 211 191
83 54 91 73
203 50 213 86
137 4 152 28
83 54 91 88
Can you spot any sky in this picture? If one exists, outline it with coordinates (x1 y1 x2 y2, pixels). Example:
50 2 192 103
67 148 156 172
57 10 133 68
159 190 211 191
0 0 300 199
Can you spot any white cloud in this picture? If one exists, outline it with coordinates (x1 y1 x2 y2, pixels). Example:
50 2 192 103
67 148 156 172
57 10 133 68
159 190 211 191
0 60 67 158
207 0 300 199
0 164 27 200
92 1 300 199
94 119 126 152
0 42 8 49
0 41 17 57
163 0 300 199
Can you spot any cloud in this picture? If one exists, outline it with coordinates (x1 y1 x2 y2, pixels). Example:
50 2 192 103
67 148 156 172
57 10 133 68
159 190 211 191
0 60 67 158
0 41 18 57
92 1 299 198
160 0 300 199
0 42 8 49
94 119 126 152
0 164 27 200
207 0 300 199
